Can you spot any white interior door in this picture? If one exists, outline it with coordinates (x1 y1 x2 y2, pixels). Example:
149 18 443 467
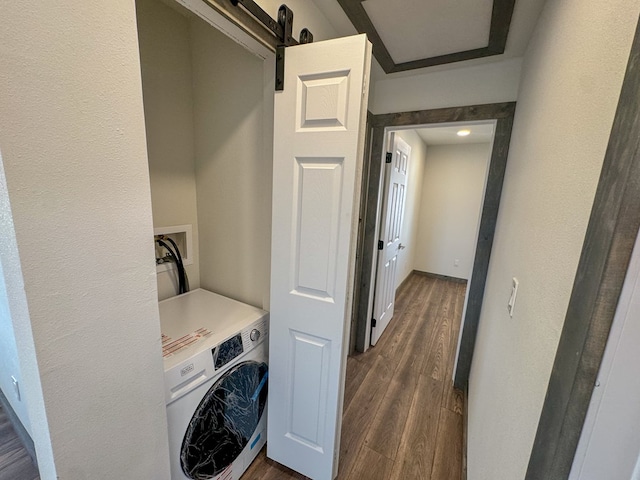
268 34 372 480
371 133 410 346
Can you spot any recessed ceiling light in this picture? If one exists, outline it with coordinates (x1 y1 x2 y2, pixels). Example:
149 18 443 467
457 129 471 137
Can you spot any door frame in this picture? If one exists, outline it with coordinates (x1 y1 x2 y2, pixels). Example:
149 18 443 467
352 102 517 390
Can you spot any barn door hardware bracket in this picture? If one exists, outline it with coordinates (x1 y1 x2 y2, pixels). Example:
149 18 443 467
230 0 314 91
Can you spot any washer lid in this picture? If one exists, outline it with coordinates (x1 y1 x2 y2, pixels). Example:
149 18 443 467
159 289 267 369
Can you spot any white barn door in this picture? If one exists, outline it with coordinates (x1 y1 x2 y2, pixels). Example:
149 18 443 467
371 134 410 345
268 34 372 480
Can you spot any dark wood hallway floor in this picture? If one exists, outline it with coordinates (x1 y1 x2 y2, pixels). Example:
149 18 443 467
244 273 466 480
0 405 39 480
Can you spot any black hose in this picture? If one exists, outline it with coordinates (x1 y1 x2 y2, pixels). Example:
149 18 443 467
156 239 185 294
164 236 189 293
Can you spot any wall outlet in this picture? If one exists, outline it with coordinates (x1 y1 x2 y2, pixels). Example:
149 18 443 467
454 258 460 267
508 277 519 317
11 375 20 401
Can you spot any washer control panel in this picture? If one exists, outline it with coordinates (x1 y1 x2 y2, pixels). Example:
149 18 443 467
210 315 268 372
242 316 267 349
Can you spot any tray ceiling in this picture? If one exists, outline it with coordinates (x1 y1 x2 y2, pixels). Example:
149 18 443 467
337 0 516 73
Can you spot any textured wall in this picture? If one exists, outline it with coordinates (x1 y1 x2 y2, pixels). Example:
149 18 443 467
371 58 522 115
467 1 640 478
0 1 171 478
414 143 491 280
137 0 201 300
191 17 271 309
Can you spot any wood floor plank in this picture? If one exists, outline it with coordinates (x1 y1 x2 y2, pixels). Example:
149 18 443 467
421 313 451 382
445 389 465 416
363 279 449 461
431 408 463 480
344 357 369 412
442 282 467 414
381 278 443 368
0 405 39 480
364 349 421 460
394 272 424 313
389 374 444 480
417 277 453 382
338 353 395 478
346 446 395 480
358 275 432 368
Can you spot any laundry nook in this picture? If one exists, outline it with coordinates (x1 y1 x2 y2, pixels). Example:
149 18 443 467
135 0 273 477
136 0 370 477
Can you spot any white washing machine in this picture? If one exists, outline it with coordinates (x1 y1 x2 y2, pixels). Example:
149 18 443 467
159 288 269 480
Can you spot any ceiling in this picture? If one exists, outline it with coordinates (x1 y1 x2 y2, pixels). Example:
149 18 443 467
310 0 547 77
413 123 495 146
363 0 495 64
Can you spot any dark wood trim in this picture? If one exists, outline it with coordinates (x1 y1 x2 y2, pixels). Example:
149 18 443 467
350 111 375 355
336 0 395 73
463 388 469 480
526 18 640 480
353 103 516 394
454 112 513 389
487 0 516 53
337 0 515 73
0 389 37 467
370 103 516 128
354 124 386 352
413 270 468 285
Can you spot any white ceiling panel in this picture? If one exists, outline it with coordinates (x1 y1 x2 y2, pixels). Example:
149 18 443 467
414 123 495 146
362 0 494 63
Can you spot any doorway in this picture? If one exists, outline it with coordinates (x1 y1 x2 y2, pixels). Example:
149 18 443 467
352 103 516 390
368 122 496 353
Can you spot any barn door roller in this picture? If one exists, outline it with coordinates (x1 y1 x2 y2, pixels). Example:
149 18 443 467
230 0 314 91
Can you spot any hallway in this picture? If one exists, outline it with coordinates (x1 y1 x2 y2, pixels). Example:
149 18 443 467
244 273 466 479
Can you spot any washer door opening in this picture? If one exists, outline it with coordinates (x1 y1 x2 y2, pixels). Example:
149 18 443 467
180 361 269 479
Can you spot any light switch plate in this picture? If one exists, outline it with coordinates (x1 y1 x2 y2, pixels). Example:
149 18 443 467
11 375 20 401
508 277 519 317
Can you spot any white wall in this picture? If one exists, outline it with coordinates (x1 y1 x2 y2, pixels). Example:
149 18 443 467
191 16 271 309
0 1 170 478
414 143 491 280
467 1 640 479
371 58 522 115
392 130 427 287
137 0 201 300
